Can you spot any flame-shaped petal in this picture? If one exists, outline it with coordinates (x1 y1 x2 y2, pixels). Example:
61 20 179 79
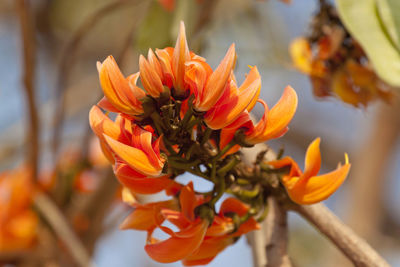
288 160 350 204
204 66 261 129
139 55 165 97
145 219 208 263
268 138 351 205
103 134 163 177
120 200 177 231
245 86 298 144
172 21 191 94
195 44 236 111
97 56 144 115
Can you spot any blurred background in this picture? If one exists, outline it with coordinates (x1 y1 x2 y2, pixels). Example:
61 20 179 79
1 0 400 266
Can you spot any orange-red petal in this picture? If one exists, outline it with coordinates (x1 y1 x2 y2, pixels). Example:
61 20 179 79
145 220 208 263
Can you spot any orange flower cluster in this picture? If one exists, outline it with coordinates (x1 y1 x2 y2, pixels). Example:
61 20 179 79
0 167 38 251
89 21 350 264
290 2 392 107
121 183 259 265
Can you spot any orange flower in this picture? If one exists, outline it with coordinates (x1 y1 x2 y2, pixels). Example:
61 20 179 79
120 198 178 233
203 66 261 129
190 43 236 112
219 86 298 149
89 106 177 194
268 138 351 204
183 198 260 266
0 167 38 251
143 183 209 263
244 86 298 144
139 49 166 98
97 56 146 116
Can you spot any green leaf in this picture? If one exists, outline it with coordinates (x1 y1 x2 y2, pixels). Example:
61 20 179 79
336 0 400 87
377 0 400 51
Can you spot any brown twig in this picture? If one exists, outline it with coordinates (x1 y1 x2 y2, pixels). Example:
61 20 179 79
290 203 390 267
265 197 292 267
34 193 93 267
15 0 39 180
51 0 144 158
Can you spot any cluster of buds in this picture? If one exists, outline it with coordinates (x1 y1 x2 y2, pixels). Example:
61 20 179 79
89 21 351 265
290 0 392 107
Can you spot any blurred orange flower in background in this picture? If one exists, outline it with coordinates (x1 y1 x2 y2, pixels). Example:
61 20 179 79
0 167 38 251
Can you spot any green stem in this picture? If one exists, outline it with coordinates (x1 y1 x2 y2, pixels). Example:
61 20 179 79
210 177 226 206
150 112 165 135
217 157 239 176
180 96 194 127
168 158 200 167
200 127 212 145
257 205 269 223
186 117 201 131
211 160 217 182
213 140 237 160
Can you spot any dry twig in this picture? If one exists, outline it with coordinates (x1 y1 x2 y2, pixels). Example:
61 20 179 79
15 0 39 180
34 193 93 267
51 0 146 158
265 197 292 267
290 203 390 267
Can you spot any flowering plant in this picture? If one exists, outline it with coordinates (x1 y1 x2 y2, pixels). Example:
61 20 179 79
89 21 351 265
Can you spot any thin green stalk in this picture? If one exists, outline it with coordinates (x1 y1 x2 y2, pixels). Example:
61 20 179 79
217 157 239 176
213 140 237 160
210 178 226 206
200 127 212 145
150 112 165 135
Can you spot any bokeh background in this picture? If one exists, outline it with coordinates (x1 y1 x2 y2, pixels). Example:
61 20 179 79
1 0 400 266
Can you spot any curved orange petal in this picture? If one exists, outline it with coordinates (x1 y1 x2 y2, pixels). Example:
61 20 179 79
131 125 164 169
172 21 190 94
195 44 236 111
180 182 197 221
89 105 121 140
245 86 298 144
185 60 212 98
267 157 303 177
303 138 321 178
156 48 174 88
114 164 173 194
220 197 249 217
288 162 351 205
139 55 164 97
120 200 176 230
97 97 120 113
103 134 162 176
183 236 234 263
204 66 261 129
98 56 143 115
145 220 208 263
234 218 260 236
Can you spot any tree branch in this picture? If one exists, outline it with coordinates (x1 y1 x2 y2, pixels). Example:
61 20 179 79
51 0 146 158
34 193 93 267
265 197 292 267
290 203 390 267
15 0 39 180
